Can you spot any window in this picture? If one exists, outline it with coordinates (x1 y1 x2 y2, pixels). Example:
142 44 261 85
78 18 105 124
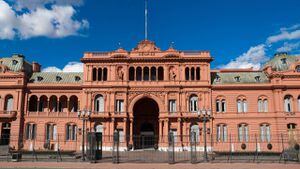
284 95 293 112
281 58 287 64
56 76 62 82
190 124 200 142
94 95 104 112
237 99 247 113
255 76 261 82
75 76 81 82
296 65 300 72
46 123 57 141
216 124 227 142
258 99 268 112
117 129 124 142
115 100 124 112
129 67 135 81
92 68 97 81
298 96 300 111
66 124 77 141
95 124 103 133
238 123 249 142
158 66 164 80
25 123 36 140
196 67 200 80
170 129 177 143
215 75 221 82
4 95 14 111
234 76 241 82
216 99 226 113
12 60 18 65
185 67 190 80
189 95 198 112
37 76 43 81
169 100 176 113
260 124 271 142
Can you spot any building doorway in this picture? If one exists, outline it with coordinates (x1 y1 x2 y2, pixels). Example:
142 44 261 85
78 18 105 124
287 123 298 146
0 123 11 145
133 97 159 149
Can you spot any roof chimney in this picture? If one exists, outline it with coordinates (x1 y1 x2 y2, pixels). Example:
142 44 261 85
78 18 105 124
32 62 41 72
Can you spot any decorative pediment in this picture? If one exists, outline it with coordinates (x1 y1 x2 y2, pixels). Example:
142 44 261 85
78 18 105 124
111 48 129 58
132 40 161 52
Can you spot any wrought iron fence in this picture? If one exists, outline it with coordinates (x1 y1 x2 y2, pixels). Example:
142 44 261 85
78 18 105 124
0 133 299 163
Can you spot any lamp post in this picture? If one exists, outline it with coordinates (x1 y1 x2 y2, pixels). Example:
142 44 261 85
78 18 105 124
77 109 91 161
197 108 212 162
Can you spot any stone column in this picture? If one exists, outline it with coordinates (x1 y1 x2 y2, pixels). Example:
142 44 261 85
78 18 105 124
129 118 133 144
177 118 182 146
123 118 127 145
158 119 163 145
164 119 169 145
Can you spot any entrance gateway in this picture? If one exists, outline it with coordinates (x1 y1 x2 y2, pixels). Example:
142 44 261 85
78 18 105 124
133 97 159 149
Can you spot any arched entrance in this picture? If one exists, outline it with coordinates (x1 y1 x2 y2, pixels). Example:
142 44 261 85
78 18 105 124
133 97 159 149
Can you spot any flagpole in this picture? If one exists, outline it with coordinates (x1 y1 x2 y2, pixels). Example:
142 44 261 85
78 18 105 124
145 0 148 40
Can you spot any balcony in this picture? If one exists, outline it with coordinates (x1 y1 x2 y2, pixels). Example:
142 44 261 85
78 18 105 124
26 111 78 117
0 111 17 119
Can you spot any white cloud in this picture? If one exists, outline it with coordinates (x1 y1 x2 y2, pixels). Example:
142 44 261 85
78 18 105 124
220 44 267 70
0 0 17 39
276 42 300 52
42 62 83 72
10 0 84 11
0 0 88 39
267 25 300 44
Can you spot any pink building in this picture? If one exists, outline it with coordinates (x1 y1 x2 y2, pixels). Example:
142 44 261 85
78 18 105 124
0 40 299 152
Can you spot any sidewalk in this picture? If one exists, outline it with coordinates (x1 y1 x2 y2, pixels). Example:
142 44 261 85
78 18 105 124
0 162 299 169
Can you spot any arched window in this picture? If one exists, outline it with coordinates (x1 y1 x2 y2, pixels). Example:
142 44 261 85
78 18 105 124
196 67 200 80
129 67 135 81
49 96 58 112
150 67 156 81
189 95 198 112
143 67 149 81
216 99 226 113
191 67 195 80
58 95 67 112
158 66 164 80
69 96 78 112
29 95 38 112
260 123 271 142
190 124 200 142
92 68 97 81
39 95 48 112
103 68 108 81
25 123 36 140
238 123 249 142
97 68 102 81
258 98 268 112
185 67 190 80
216 124 227 142
284 95 293 112
4 95 14 112
237 98 247 113
136 67 142 81
66 123 77 141
95 95 104 112
46 123 57 141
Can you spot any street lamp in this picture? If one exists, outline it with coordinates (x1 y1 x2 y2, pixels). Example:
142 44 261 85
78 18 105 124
77 109 91 161
197 108 212 162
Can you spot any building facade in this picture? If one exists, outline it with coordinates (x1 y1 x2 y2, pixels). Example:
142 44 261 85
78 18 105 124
0 40 299 152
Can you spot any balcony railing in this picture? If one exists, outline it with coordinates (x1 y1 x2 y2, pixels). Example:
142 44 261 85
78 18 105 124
0 111 17 118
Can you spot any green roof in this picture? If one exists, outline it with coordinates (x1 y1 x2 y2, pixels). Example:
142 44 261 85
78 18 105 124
30 72 83 84
264 53 299 71
212 71 269 84
0 54 33 76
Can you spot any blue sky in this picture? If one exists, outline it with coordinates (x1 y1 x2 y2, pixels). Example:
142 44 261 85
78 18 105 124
0 0 300 71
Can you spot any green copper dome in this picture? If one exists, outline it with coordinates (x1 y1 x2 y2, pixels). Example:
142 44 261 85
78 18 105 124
264 52 299 71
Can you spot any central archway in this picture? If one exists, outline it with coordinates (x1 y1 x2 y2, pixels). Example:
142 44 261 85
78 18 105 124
133 97 159 149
